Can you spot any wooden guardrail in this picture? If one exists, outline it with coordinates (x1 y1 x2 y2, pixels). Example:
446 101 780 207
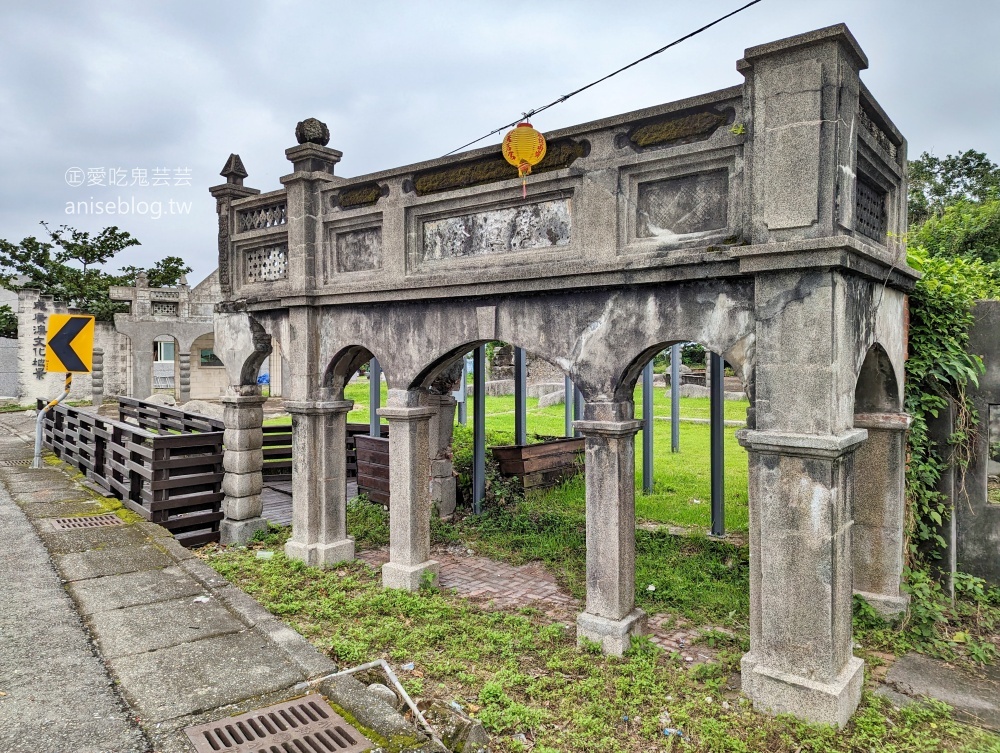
260 422 387 483
117 396 226 433
38 400 225 547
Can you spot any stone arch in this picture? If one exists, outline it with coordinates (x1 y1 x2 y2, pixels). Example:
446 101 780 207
188 331 226 400
615 335 752 407
854 343 901 414
851 341 908 617
214 310 273 389
409 340 488 393
150 333 180 398
324 344 382 399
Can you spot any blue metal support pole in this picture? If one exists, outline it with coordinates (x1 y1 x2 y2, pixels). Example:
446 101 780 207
710 351 725 537
473 346 486 514
642 359 654 494
573 387 584 438
564 375 573 437
514 347 527 446
369 358 381 437
670 344 680 453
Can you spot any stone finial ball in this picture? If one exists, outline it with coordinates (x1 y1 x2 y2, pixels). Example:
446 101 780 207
295 118 330 146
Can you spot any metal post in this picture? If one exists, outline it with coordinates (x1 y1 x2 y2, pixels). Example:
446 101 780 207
642 359 654 494
670 343 680 453
473 345 486 514
710 351 725 537
514 347 527 446
369 358 382 437
564 375 573 437
573 387 584 438
456 357 468 426
34 373 72 469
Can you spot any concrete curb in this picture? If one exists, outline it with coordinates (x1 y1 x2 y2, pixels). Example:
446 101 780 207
170 554 339 680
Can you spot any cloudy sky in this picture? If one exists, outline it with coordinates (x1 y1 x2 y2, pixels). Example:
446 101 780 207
1 0 997 283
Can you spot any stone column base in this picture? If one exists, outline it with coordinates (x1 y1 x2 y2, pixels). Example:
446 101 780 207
314 538 356 567
220 517 268 545
741 653 864 728
382 560 439 591
576 608 647 656
284 538 356 568
854 590 909 620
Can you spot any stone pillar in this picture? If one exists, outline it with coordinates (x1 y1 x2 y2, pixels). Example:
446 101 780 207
177 351 191 403
852 412 911 617
427 393 458 517
574 402 645 655
284 399 355 567
737 429 867 728
131 345 153 400
219 391 268 544
91 348 104 407
378 389 439 591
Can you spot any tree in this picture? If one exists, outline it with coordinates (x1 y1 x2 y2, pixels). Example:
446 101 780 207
0 223 191 321
911 198 1000 264
0 305 16 339
908 150 1000 225
118 255 192 288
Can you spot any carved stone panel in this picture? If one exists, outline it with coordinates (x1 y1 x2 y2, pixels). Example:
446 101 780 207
245 244 288 282
420 199 570 263
336 227 383 273
636 170 728 239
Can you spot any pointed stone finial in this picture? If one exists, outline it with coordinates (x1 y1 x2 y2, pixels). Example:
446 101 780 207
220 153 248 185
179 273 189 287
295 118 330 146
135 271 148 288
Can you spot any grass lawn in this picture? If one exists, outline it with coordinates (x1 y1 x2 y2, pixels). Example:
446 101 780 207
204 527 999 753
212 380 1000 751
265 379 751 533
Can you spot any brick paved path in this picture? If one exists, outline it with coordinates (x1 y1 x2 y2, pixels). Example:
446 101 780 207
357 546 725 663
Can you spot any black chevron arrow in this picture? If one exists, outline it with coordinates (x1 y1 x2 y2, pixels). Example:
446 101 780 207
48 317 90 372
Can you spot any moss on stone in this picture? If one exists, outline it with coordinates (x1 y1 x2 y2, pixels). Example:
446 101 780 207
413 138 588 196
628 109 728 149
338 183 383 209
325 701 426 753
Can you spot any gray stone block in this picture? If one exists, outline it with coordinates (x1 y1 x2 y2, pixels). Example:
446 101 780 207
528 382 563 399
382 560 439 591
223 448 264 475
576 609 647 656
485 379 514 396
107 631 305 723
538 389 565 408
223 426 263 451
55 543 174 582
742 654 864 728
219 516 268 545
38 523 149 555
87 595 244 658
68 565 203 615
222 490 263 518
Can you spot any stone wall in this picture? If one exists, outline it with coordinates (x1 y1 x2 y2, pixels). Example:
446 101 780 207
13 289 125 403
0 337 17 398
956 300 1000 584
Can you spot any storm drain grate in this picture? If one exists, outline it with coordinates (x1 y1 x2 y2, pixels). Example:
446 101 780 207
51 514 124 530
184 694 372 753
0 459 32 467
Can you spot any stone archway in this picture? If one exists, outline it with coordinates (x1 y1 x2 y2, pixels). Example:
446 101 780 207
212 25 916 727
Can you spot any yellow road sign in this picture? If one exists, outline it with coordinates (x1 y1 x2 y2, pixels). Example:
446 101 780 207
45 314 95 373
